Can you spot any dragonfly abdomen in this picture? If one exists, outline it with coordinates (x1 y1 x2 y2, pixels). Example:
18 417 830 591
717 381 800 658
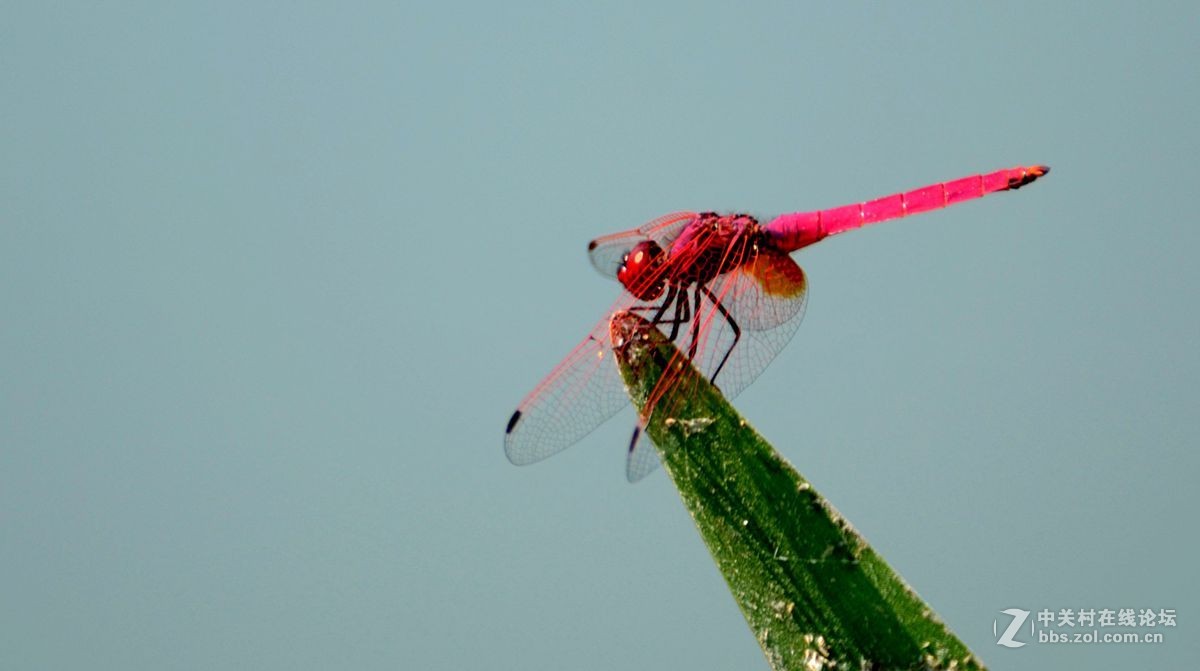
764 165 1049 253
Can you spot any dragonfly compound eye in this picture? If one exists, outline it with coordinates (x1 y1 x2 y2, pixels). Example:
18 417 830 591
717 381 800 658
617 240 666 301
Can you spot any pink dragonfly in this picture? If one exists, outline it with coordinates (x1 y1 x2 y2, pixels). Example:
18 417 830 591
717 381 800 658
505 165 1049 481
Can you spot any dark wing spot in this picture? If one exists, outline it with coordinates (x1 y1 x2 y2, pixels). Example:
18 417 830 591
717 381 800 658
506 410 522 434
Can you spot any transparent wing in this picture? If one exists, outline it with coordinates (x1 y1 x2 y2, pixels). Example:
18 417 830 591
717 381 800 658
504 313 629 466
505 213 697 473
626 427 660 483
587 211 698 278
655 234 809 397
624 241 809 481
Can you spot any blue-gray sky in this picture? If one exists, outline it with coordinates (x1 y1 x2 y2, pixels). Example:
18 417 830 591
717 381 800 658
2 3 1196 669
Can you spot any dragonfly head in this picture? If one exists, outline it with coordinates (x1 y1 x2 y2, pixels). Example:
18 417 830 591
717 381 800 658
618 240 667 301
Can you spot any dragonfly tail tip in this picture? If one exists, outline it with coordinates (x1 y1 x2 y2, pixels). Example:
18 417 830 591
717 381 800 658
1008 165 1050 189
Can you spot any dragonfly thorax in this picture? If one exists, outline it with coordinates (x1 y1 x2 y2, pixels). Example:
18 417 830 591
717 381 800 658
618 213 765 301
670 213 763 286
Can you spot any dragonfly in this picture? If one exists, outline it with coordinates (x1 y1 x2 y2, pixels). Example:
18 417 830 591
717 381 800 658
505 165 1049 481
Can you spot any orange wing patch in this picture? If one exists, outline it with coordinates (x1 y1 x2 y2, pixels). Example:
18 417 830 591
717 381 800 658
746 246 807 298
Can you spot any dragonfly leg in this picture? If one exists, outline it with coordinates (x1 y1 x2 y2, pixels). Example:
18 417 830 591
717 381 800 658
625 285 677 328
699 284 741 385
632 285 673 321
629 284 693 343
668 286 691 343
688 287 703 360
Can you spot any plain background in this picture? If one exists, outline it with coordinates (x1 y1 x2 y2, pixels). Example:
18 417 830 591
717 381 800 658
2 3 1196 669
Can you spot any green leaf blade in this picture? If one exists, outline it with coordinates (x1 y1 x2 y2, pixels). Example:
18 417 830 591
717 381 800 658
609 311 983 671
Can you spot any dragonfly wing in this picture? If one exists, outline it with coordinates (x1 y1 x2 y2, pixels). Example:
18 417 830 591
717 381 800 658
625 426 661 482
727 245 808 332
681 246 809 400
622 242 808 481
504 315 631 466
588 211 698 278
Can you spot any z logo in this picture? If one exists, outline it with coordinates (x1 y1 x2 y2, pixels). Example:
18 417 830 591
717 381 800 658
994 608 1031 648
